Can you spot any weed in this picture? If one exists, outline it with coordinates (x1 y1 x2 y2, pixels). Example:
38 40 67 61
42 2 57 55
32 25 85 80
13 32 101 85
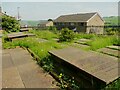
87 35 118 50
29 30 58 40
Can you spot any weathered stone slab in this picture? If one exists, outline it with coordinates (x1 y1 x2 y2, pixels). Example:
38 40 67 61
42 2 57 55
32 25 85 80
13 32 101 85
7 32 35 40
2 50 25 88
98 48 119 57
2 48 58 88
37 38 48 42
75 38 91 45
20 28 32 32
106 45 120 50
49 47 119 85
52 38 59 42
2 67 25 88
72 43 90 49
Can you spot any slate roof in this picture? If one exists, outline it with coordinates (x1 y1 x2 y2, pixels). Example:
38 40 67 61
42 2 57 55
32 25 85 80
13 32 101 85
54 12 97 22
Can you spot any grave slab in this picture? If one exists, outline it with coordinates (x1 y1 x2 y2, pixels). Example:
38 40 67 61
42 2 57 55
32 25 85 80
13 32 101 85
49 47 119 86
98 48 119 58
2 48 58 88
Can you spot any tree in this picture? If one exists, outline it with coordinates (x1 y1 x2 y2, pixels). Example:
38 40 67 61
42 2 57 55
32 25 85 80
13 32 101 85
1 14 20 32
59 28 75 42
48 19 53 21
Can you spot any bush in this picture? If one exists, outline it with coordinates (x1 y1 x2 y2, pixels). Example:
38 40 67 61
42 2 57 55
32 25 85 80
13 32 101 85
1 14 20 32
59 28 75 42
105 28 118 35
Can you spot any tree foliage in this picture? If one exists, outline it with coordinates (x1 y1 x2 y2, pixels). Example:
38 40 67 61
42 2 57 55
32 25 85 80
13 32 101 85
1 14 20 32
48 19 53 21
59 28 75 42
105 28 118 35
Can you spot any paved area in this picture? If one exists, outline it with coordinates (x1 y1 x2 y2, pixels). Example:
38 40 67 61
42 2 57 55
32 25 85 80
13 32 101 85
49 47 119 84
98 48 119 58
2 48 58 88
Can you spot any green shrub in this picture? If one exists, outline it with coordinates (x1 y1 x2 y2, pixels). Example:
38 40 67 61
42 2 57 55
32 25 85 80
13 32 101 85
1 14 20 32
105 28 118 35
39 55 54 72
59 28 75 42
113 36 120 46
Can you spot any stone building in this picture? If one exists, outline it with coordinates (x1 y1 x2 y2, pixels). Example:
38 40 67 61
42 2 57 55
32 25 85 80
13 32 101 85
54 12 104 34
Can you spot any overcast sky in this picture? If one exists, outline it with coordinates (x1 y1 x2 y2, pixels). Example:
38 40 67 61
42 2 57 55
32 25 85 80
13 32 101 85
1 1 119 20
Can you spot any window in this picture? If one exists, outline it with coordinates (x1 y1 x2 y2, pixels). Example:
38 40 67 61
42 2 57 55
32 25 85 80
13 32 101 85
54 23 56 25
59 22 62 25
78 22 84 26
81 23 84 26
68 22 71 25
71 22 74 26
62 23 65 25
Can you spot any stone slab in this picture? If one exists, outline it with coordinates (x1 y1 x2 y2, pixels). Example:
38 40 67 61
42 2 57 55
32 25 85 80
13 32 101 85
98 48 119 57
78 39 91 42
2 50 25 88
72 43 90 49
106 45 120 50
37 38 48 42
7 32 35 39
52 38 59 42
2 67 25 88
75 38 91 45
49 47 119 84
2 48 58 88
20 28 32 32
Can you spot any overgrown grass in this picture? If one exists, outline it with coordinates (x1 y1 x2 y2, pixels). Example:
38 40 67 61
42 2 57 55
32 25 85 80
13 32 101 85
29 30 58 40
87 35 119 50
74 33 120 51
3 36 68 72
3 37 66 58
2 30 120 89
75 33 97 40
